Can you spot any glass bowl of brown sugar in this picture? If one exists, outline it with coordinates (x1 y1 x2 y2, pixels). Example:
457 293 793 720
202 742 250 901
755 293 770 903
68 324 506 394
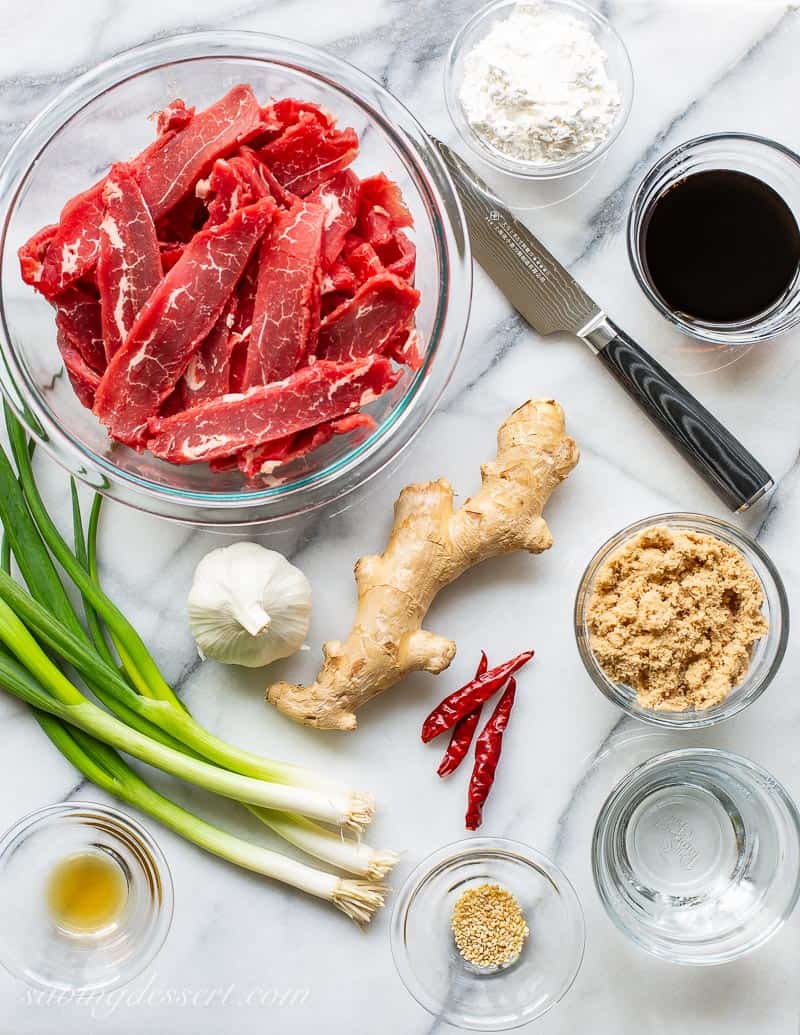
574 513 788 729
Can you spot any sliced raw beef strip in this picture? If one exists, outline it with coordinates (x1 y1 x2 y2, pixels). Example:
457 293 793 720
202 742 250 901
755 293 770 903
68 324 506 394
138 84 263 220
159 243 184 272
359 173 413 224
94 197 275 446
155 98 195 135
322 259 357 295
56 327 102 409
33 124 178 300
227 147 296 208
249 98 334 149
54 283 106 374
375 228 416 282
252 104 283 141
158 385 186 419
388 326 423 371
356 173 413 245
208 454 242 473
19 224 57 287
243 200 325 388
200 159 258 226
342 238 383 287
235 148 298 208
146 355 400 464
34 181 107 300
236 432 299 477
321 290 351 318
233 256 259 331
28 87 261 300
180 295 238 408
270 97 335 130
96 164 163 360
228 149 269 191
227 257 259 393
307 169 360 268
254 159 295 208
200 147 275 226
238 412 375 478
155 192 207 243
261 113 359 197
316 271 420 363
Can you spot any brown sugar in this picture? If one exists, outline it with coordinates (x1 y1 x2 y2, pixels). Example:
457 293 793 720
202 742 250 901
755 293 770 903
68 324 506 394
586 525 768 711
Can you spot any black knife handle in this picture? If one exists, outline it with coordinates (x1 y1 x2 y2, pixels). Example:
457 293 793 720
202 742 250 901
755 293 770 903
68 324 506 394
591 320 772 511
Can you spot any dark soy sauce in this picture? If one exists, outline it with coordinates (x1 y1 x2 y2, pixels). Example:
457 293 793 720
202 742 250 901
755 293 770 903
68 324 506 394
643 169 800 323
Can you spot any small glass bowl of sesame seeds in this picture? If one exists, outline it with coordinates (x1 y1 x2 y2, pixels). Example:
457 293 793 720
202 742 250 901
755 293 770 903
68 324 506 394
390 837 585 1031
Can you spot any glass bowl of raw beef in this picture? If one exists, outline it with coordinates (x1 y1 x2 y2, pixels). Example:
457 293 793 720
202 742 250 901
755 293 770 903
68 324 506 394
0 32 471 525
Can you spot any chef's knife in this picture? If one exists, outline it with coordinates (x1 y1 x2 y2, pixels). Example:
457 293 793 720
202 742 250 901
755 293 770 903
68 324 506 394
434 139 773 512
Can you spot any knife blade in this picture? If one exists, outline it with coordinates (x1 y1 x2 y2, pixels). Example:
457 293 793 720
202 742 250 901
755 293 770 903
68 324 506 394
433 140 603 338
434 138 773 512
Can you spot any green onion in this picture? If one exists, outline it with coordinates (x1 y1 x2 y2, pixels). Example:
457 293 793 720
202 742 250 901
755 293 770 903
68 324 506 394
0 435 81 636
0 564 370 826
0 414 397 922
2 423 350 800
0 597 365 823
81 499 390 875
1 531 387 918
10 527 381 865
253 808 399 879
71 481 121 673
5 408 180 705
35 716 386 926
0 414 370 820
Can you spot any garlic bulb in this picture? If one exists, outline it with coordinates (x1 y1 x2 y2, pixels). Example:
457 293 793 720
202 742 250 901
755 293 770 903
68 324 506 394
188 542 312 668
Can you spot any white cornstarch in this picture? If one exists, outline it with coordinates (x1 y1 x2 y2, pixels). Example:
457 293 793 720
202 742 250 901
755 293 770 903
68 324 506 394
459 2 622 165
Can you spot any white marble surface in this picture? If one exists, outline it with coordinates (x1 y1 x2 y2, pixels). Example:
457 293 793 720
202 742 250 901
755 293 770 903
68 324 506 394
2 0 800 1032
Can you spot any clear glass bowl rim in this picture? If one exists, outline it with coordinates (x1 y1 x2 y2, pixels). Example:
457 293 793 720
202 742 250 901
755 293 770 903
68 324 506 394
591 746 800 965
574 512 789 729
0 800 174 991
0 30 472 526
443 0 634 180
390 836 586 1031
627 131 800 345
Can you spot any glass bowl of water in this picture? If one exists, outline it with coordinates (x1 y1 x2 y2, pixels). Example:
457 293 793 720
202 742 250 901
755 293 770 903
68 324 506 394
592 748 800 965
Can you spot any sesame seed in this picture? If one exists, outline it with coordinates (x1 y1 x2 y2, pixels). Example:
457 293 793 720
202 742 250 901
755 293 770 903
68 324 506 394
451 883 529 967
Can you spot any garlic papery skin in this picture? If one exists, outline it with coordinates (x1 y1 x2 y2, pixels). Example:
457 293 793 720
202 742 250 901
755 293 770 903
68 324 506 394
188 542 312 668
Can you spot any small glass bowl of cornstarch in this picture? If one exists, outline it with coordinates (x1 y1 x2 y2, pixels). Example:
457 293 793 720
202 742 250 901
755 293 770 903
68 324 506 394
445 0 634 178
390 838 585 1030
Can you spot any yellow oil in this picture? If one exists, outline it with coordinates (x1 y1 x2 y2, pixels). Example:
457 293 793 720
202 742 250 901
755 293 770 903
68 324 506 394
46 850 128 934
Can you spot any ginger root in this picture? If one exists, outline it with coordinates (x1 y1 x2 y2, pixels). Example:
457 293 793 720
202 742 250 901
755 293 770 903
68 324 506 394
267 399 579 730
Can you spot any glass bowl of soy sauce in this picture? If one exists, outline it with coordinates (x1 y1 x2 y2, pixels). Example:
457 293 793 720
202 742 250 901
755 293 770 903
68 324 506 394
628 133 800 346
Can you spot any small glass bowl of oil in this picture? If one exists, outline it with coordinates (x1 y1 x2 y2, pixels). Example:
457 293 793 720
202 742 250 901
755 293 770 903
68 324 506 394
0 802 173 991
